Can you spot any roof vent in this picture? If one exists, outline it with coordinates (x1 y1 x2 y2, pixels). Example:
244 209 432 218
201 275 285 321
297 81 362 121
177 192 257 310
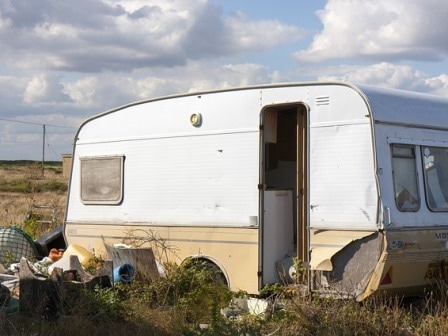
316 96 330 106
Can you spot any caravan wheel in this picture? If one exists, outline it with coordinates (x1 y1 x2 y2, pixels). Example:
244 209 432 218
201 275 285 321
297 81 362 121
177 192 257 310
182 257 229 288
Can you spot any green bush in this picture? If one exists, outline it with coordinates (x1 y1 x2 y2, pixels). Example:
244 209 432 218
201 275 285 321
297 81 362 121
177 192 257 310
38 181 67 192
0 179 33 193
0 179 67 193
65 285 127 322
129 260 232 324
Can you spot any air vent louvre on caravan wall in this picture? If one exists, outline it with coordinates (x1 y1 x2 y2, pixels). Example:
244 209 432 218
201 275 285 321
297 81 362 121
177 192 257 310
316 96 330 106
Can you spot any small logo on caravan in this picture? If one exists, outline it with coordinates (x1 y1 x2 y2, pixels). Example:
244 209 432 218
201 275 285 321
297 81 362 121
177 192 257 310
435 232 448 240
390 240 418 249
390 240 405 249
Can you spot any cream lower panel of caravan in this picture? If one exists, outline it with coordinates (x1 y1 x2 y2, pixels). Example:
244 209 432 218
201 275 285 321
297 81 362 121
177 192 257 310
358 228 448 300
65 222 259 293
375 229 448 295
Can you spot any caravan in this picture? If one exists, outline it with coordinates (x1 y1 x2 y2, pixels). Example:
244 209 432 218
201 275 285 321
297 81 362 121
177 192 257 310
64 82 448 300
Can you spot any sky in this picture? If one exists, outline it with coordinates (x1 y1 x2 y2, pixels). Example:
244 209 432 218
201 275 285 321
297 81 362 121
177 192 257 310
2 0 448 160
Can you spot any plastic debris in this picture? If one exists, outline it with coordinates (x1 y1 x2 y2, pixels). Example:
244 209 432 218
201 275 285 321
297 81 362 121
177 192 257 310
0 226 38 265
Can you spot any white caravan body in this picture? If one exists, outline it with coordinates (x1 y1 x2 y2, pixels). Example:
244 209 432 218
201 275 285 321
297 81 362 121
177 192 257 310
64 82 448 299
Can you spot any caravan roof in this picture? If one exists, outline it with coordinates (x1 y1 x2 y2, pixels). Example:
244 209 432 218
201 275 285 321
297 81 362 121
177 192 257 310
355 83 448 128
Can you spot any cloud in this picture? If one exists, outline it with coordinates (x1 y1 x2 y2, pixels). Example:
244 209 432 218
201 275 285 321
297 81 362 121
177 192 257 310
224 11 303 52
23 74 72 105
64 62 279 110
296 0 448 62
0 74 84 122
0 76 28 117
0 60 281 123
317 62 448 96
0 0 302 73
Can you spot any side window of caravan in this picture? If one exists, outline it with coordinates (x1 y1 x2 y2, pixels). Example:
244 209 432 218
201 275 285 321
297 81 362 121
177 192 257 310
422 146 448 211
80 156 124 205
391 145 419 211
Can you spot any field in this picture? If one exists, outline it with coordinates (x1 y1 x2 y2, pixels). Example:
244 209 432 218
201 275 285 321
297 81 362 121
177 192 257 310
0 161 67 237
2 162 448 335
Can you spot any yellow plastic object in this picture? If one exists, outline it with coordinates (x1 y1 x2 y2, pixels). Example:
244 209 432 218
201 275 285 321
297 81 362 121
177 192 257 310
63 244 93 265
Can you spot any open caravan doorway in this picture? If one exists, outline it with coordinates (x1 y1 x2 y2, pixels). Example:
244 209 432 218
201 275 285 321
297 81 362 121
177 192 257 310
260 103 308 287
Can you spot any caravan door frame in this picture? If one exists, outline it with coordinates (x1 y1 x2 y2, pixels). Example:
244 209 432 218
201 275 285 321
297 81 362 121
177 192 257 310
258 102 310 288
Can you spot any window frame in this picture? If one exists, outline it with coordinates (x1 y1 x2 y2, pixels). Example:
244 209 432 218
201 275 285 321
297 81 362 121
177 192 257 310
79 155 124 205
391 144 420 212
421 146 448 212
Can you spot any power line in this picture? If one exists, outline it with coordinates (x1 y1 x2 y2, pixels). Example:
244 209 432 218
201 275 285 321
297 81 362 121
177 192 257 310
0 116 76 172
44 127 64 160
0 117 76 129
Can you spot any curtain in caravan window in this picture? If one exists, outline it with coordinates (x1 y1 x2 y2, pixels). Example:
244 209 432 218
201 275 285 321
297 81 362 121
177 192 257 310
392 145 419 211
422 146 448 211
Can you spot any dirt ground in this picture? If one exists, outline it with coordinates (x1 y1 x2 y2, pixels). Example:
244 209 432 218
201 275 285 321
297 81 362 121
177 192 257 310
0 163 67 228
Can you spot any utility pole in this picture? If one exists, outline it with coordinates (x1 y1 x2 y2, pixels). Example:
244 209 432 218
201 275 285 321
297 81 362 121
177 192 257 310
42 124 45 176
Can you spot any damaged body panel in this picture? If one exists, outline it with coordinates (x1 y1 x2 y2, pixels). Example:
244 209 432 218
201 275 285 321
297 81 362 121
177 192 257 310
311 231 383 299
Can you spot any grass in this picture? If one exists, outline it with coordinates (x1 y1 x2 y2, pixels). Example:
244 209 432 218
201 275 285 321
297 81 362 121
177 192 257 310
0 162 67 228
0 161 66 194
0 179 67 193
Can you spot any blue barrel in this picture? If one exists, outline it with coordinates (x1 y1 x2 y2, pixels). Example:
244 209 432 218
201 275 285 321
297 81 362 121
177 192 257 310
113 264 135 283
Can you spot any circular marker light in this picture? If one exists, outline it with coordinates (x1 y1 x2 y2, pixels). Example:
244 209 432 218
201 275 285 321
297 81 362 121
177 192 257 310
190 113 202 127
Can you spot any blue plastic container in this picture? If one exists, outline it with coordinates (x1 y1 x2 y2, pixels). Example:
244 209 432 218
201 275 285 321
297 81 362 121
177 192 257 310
113 264 135 284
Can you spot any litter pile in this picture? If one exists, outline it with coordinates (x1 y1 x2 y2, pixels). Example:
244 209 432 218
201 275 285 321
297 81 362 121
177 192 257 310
0 225 146 319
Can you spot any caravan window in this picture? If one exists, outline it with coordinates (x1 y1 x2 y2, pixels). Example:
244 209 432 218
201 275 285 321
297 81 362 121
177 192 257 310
422 146 448 211
391 145 419 211
80 156 124 205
